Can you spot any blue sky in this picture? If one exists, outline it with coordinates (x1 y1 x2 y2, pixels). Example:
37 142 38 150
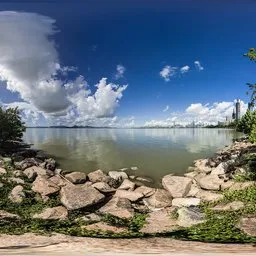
0 0 255 126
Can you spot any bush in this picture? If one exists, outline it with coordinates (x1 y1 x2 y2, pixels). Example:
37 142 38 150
236 110 256 134
0 107 26 146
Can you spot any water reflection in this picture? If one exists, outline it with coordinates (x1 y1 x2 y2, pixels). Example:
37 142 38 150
23 128 241 184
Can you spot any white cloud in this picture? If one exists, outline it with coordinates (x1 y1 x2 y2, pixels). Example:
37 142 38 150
180 65 190 74
194 61 204 71
159 65 177 82
0 11 127 125
163 105 169 112
115 64 126 79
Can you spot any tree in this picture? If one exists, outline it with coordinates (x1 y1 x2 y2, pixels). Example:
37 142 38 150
237 110 256 134
0 107 26 146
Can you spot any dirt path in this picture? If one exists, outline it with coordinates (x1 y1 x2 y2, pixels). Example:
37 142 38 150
0 233 256 255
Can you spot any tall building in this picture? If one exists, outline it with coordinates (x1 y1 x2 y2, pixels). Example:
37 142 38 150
232 108 236 120
235 99 241 120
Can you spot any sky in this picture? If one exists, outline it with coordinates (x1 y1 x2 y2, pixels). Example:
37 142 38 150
0 0 255 127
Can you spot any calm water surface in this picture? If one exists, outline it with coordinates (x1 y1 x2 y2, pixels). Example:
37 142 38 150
23 128 241 185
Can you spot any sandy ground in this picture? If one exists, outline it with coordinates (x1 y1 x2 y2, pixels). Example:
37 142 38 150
0 233 256 256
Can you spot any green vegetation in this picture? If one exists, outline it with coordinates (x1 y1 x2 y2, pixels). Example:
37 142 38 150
0 107 25 147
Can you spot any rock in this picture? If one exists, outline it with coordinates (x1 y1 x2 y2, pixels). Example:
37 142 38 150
15 158 43 171
49 175 69 187
8 185 25 203
237 215 256 236
221 180 235 190
134 186 156 197
162 175 192 198
0 167 7 176
32 175 60 196
0 182 3 188
8 177 25 185
194 159 212 174
131 166 138 171
177 207 205 227
172 198 201 207
135 176 153 184
78 213 102 223
84 222 127 233
54 168 63 175
32 206 68 220
131 203 150 213
140 208 178 234
44 158 56 171
211 162 227 176
0 210 20 220
23 166 50 179
98 197 134 219
65 172 87 184
114 190 144 202
186 183 201 197
88 170 108 183
92 182 116 193
198 174 223 191
108 171 128 182
143 189 172 209
195 189 224 202
211 201 244 211
36 151 49 161
184 171 198 179
118 179 135 191
229 181 256 191
60 185 105 210
13 170 23 178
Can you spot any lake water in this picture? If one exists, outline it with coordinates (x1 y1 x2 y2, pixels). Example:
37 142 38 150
23 128 241 186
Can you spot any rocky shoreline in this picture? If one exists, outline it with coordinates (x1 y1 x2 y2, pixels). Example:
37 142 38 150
0 137 256 241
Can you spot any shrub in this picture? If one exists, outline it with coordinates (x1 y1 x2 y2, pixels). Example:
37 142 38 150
236 110 256 134
0 107 26 146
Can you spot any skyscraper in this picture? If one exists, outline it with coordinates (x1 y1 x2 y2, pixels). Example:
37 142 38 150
235 99 241 120
232 108 236 120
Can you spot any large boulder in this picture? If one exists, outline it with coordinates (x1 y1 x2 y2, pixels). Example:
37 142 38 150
198 174 223 191
211 162 228 176
118 179 135 191
114 190 144 202
8 185 25 203
237 215 256 236
32 206 68 220
23 166 50 180
143 189 172 209
65 172 87 184
49 175 69 187
98 197 134 219
88 170 108 183
108 171 128 182
32 175 60 196
60 185 105 210
172 198 201 207
140 208 178 234
162 175 192 198
177 207 205 227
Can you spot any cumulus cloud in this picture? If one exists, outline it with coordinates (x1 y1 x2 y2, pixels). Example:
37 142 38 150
159 65 177 81
180 65 190 74
115 64 126 79
194 61 204 71
0 11 127 125
163 105 169 112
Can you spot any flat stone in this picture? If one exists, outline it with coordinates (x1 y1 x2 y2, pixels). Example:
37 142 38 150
195 189 224 202
194 159 212 174
172 198 201 207
114 190 144 202
0 210 20 220
229 181 256 191
88 170 108 183
118 179 136 191
32 175 60 196
184 171 198 179
186 183 201 197
143 189 172 210
60 185 105 210
211 201 244 211
49 175 69 187
162 175 192 198
8 185 25 203
140 209 178 234
23 166 49 179
108 171 128 182
65 172 87 184
237 215 256 236
134 186 156 197
92 182 116 193
32 206 68 220
98 197 134 219
0 167 7 176
177 207 205 227
198 174 223 191
84 222 127 233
